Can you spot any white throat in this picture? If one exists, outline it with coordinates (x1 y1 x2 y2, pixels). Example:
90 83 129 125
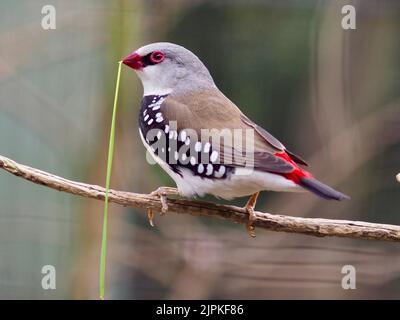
141 79 172 96
136 68 173 96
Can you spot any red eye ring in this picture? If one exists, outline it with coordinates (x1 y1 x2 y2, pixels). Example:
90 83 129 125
150 51 165 64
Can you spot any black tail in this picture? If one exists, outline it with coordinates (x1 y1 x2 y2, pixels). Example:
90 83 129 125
299 177 350 201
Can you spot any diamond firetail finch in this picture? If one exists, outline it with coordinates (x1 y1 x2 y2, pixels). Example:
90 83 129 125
121 42 350 230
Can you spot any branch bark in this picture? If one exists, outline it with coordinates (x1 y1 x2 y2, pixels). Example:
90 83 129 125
1 154 399 242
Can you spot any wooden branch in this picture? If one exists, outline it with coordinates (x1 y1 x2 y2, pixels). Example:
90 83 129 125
1 154 399 242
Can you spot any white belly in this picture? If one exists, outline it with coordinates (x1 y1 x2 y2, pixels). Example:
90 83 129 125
173 167 301 200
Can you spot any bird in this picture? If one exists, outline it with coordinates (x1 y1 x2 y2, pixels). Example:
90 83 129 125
122 42 350 235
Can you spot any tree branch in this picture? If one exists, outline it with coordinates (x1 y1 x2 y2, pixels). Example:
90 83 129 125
1 154 399 242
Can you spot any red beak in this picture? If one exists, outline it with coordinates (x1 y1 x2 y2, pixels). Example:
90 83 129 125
122 52 143 70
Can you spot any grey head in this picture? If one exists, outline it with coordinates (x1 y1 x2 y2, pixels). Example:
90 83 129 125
122 42 216 96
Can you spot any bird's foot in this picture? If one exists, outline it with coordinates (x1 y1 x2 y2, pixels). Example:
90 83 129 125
244 192 260 238
147 187 179 226
150 186 179 214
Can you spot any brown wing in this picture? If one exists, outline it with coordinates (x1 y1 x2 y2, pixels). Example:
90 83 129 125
241 113 308 166
161 90 295 174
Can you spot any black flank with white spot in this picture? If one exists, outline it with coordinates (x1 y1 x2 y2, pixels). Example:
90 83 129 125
139 95 232 179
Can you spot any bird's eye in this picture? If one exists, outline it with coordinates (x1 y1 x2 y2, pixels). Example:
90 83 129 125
149 51 165 64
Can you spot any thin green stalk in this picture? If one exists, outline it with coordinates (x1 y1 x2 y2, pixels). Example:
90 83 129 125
99 61 122 300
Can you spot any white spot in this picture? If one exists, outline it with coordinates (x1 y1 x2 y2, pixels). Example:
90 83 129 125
147 118 154 125
168 147 171 152
197 163 204 174
174 151 179 161
206 164 213 176
210 150 218 163
190 156 196 165
164 125 170 133
181 153 187 161
155 112 162 118
143 109 147 116
195 142 202 152
144 114 149 121
169 130 174 139
161 147 165 153
179 130 187 142
156 116 164 123
214 165 226 178
185 137 190 145
156 131 162 139
173 131 178 140
204 142 211 153
148 97 165 111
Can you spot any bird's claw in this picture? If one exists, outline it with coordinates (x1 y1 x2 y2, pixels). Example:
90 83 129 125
147 209 155 227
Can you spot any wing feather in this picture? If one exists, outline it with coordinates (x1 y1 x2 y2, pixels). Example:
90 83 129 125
161 90 296 174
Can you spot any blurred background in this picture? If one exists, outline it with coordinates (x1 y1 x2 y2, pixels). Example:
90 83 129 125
0 0 399 299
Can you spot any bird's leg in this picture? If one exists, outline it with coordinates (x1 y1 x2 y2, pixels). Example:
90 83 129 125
146 187 179 226
244 192 260 238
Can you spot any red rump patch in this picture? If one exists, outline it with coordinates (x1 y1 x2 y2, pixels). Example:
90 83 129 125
274 152 313 184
